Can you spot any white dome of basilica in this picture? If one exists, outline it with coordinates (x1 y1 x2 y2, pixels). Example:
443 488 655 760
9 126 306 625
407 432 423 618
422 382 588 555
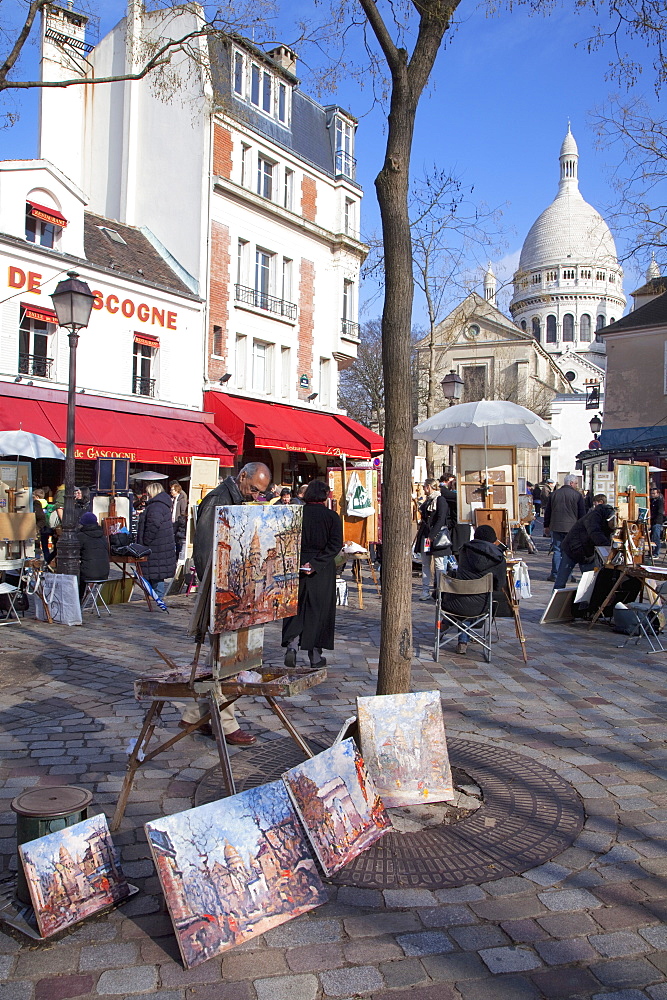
509 126 626 386
518 128 618 272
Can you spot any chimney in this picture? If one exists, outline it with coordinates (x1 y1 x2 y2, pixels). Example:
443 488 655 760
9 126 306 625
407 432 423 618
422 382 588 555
267 45 297 76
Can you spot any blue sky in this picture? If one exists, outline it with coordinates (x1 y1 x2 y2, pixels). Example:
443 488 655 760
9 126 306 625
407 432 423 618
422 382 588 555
2 1 657 323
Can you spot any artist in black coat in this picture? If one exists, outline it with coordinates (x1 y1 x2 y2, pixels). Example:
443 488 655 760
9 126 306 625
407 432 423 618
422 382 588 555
441 524 506 654
77 512 110 599
282 480 344 668
553 497 615 589
137 484 176 601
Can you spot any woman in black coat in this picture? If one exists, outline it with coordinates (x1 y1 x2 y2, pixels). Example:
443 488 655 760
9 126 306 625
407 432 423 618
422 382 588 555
282 480 343 668
137 483 177 601
77 512 110 599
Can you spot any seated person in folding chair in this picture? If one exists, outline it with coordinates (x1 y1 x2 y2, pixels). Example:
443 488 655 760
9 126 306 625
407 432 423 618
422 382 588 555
77 512 110 600
441 524 507 655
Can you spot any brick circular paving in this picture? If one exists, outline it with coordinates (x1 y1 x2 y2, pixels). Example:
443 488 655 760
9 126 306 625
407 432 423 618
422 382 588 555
196 735 584 889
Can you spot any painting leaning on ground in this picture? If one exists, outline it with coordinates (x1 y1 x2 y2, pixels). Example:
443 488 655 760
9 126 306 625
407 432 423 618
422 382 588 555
145 781 327 968
283 738 392 876
19 814 129 937
211 505 302 633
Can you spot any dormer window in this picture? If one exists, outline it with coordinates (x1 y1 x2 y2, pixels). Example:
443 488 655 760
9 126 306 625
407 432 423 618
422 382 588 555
334 115 356 180
25 201 67 249
233 47 291 126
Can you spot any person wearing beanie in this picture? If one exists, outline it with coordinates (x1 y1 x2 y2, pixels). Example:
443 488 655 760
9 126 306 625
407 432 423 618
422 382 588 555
441 523 507 655
77 512 110 599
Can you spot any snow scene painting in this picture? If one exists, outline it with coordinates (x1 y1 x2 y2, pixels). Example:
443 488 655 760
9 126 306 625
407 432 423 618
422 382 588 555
357 691 454 807
19 814 129 938
145 781 326 968
283 738 391 876
211 505 302 633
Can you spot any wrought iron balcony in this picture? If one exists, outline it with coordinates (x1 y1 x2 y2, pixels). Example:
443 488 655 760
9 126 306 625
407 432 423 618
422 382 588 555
335 149 357 180
235 284 297 321
133 376 156 397
341 318 360 339
18 353 53 378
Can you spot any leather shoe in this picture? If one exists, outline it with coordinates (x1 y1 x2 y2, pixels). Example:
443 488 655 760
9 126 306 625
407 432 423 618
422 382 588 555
225 728 257 746
308 658 327 669
284 648 297 669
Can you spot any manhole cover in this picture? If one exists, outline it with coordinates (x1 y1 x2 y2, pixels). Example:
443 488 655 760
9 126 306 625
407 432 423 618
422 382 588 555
195 737 584 888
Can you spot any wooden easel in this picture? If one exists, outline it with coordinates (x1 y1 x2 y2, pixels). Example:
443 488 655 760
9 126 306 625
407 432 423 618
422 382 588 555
505 560 528 663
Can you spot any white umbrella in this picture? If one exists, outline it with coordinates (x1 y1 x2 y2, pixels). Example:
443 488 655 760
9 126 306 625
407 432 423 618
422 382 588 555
129 471 169 481
0 430 65 460
413 399 560 449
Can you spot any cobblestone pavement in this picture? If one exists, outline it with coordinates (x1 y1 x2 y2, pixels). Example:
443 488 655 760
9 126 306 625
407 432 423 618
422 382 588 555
2 534 667 1000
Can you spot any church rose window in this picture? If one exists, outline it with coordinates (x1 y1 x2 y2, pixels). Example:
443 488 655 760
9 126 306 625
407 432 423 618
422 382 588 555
563 314 574 341
546 315 557 343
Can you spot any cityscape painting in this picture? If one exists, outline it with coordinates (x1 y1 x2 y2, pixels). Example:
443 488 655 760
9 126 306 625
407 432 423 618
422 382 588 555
283 738 391 875
211 505 302 633
357 691 454 807
145 781 327 968
19 814 129 938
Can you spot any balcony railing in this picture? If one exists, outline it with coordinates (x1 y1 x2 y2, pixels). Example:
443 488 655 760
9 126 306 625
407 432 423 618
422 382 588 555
235 284 297 321
18 353 53 378
335 149 357 180
341 318 360 339
133 376 156 397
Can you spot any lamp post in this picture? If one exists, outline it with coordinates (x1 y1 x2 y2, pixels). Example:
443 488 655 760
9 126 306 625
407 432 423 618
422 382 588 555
50 272 95 577
440 370 464 405
589 413 602 436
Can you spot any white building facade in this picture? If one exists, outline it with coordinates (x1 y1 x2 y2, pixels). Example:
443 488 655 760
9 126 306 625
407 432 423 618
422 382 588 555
34 4 377 476
509 127 626 392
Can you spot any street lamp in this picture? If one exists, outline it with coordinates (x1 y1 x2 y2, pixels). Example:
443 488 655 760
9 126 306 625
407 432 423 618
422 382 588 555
441 370 464 405
589 413 602 435
50 271 95 577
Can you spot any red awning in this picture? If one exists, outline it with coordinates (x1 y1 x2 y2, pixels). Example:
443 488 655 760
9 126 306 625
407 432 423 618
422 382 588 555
0 396 235 465
331 414 384 456
205 393 383 459
134 332 160 348
27 201 68 228
21 302 58 324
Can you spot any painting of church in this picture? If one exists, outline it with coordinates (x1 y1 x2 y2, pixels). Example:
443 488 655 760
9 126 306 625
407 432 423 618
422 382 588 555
357 691 454 807
145 781 326 968
283 738 391 875
211 505 302 633
19 814 129 937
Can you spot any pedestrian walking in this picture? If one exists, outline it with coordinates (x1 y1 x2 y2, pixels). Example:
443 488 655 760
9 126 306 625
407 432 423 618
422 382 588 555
650 486 665 557
169 481 188 557
415 479 438 601
543 474 585 581
282 480 343 669
136 482 177 603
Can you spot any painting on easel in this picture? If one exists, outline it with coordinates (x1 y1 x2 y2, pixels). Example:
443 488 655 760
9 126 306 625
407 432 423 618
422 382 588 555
211 505 302 633
19 814 129 938
146 782 326 968
283 738 391 875
357 691 454 807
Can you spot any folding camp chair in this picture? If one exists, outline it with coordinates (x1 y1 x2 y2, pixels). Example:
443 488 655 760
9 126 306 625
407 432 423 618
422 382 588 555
434 572 494 663
616 580 667 654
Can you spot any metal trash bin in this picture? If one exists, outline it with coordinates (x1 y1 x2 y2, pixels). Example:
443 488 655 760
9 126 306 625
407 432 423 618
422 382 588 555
11 786 93 904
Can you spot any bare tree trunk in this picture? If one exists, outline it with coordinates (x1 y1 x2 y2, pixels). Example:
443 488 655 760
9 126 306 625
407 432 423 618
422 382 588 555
359 0 455 695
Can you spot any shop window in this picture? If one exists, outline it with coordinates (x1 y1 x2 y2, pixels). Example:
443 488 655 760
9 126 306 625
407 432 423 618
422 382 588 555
19 311 55 378
580 314 592 342
563 313 574 341
546 314 557 343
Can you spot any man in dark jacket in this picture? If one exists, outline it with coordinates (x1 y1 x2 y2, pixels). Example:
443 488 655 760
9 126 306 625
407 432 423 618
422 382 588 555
442 524 506 655
543 475 586 581
193 463 271 579
184 462 271 747
438 474 458 529
553 495 614 590
77 512 110 599
650 487 665 557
